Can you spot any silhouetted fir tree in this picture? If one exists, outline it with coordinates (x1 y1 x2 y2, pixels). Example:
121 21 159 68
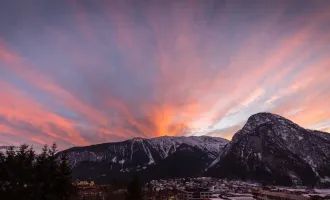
0 144 76 200
16 144 36 200
47 143 59 200
35 145 51 200
56 151 73 200
95 195 103 200
126 174 142 200
3 146 19 200
0 150 7 197
110 178 128 190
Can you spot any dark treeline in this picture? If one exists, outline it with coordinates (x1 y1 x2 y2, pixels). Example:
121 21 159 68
103 174 142 200
125 174 142 200
0 144 78 200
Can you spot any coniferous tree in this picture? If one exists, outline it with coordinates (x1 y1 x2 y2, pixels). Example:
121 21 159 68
35 145 50 200
0 149 9 198
126 174 142 200
4 146 18 199
57 151 73 200
0 144 76 200
16 144 35 200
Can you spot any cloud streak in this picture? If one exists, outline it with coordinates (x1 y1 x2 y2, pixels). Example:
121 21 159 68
0 0 330 149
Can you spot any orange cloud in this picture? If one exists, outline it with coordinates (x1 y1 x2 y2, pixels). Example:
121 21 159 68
1 1 330 149
0 42 107 126
0 80 88 146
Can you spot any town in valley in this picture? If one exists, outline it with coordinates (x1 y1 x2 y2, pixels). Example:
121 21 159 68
76 177 330 200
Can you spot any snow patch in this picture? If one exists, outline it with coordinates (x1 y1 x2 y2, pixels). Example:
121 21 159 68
207 156 221 170
130 140 135 161
241 149 244 160
141 140 155 164
304 156 319 177
281 133 288 141
256 152 262 160
320 176 330 183
119 159 125 170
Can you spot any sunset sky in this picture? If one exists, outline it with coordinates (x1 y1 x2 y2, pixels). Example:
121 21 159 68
0 0 330 150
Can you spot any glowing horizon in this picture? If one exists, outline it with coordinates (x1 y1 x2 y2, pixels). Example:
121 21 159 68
1 0 330 149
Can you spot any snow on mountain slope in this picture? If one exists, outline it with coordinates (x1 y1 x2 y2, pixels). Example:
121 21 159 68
208 112 330 186
60 135 229 174
147 136 228 159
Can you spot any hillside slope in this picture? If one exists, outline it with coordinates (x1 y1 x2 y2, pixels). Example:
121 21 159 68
208 113 330 186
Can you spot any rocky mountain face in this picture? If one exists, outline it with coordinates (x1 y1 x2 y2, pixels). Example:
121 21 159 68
208 113 330 186
59 136 228 183
59 112 330 185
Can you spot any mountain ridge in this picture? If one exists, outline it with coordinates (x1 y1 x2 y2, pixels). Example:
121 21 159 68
59 112 330 185
65 135 227 148
59 135 229 182
208 112 330 186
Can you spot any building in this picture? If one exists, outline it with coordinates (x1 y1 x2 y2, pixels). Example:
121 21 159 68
143 189 179 200
78 187 105 200
178 188 214 200
252 189 309 200
75 183 107 200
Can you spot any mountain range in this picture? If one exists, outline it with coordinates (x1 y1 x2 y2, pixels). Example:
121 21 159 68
59 113 330 186
60 136 228 183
